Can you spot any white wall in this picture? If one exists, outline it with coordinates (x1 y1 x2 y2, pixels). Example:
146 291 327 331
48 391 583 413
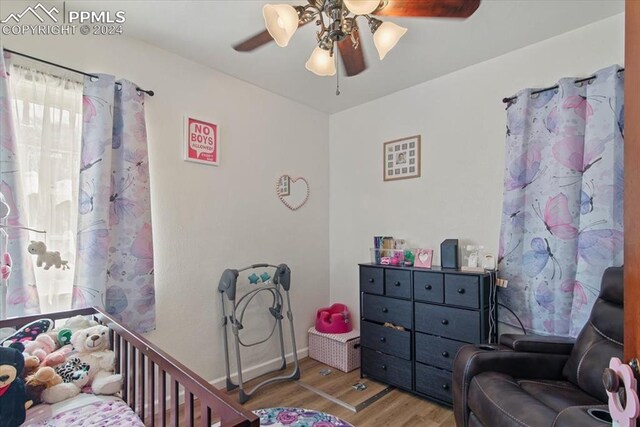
3 32 330 381
329 14 625 323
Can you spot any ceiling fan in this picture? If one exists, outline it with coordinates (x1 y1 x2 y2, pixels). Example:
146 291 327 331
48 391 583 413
233 0 481 78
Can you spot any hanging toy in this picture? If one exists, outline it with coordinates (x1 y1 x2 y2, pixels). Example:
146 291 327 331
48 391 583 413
27 241 69 270
0 194 9 218
1 252 11 280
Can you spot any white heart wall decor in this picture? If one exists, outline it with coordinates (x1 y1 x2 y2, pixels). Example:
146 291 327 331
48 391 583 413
276 175 310 211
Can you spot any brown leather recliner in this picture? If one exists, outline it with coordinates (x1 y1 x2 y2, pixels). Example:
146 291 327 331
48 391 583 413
453 267 623 427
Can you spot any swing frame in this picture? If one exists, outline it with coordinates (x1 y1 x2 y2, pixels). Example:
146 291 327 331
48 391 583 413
218 263 301 404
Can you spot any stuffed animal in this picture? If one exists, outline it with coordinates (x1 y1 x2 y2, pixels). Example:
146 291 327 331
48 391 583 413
0 193 8 218
42 345 73 368
23 334 56 363
45 315 98 348
27 241 69 270
0 318 54 347
55 325 122 396
25 366 65 405
40 372 80 404
0 342 30 427
22 354 41 379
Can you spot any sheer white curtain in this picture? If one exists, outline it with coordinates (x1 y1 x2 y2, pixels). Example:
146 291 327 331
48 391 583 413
8 58 83 313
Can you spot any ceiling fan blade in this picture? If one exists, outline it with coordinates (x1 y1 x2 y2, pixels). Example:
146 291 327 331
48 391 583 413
233 21 313 52
373 0 480 18
233 29 274 52
338 36 366 77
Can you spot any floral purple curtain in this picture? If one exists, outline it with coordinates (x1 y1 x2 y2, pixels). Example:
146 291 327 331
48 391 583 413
72 75 155 333
0 50 40 318
498 65 624 337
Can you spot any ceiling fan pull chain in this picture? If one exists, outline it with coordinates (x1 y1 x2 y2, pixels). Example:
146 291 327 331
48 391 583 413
336 45 341 96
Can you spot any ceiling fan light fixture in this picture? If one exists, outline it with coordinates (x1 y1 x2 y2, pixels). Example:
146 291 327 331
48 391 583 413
372 21 407 60
305 47 336 76
343 0 381 15
263 4 299 47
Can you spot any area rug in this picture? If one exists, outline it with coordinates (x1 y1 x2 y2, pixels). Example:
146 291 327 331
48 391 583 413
253 407 353 427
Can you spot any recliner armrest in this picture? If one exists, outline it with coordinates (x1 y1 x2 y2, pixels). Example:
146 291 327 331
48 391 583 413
552 405 611 427
500 334 575 355
453 344 570 427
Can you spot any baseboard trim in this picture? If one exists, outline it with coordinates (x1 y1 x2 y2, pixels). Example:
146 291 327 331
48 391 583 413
210 347 308 390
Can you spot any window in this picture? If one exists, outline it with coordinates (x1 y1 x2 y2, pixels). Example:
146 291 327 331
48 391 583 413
8 59 83 313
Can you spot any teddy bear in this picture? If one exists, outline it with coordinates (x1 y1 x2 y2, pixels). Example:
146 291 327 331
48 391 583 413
54 325 122 396
27 366 80 405
27 241 69 270
0 342 30 427
23 334 56 363
45 314 98 348
25 366 81 406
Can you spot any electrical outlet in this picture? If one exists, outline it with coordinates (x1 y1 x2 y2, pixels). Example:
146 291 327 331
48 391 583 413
496 278 508 288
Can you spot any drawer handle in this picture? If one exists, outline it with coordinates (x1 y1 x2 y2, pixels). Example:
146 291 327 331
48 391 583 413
380 337 386 342
394 281 401 287
425 284 432 290
368 278 375 283
457 288 466 294
442 351 449 358
381 364 387 371
442 384 449 390
441 319 449 325
382 307 388 313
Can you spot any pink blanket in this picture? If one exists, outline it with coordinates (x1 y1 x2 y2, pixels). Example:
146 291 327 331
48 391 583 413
24 397 144 427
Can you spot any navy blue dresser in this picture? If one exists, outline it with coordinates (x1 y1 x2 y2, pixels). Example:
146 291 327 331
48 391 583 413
359 263 496 405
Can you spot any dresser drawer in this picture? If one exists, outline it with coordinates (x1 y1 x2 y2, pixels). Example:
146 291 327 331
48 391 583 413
360 266 383 295
415 303 480 343
385 269 411 299
444 274 480 308
362 348 412 389
416 363 452 404
415 333 465 370
413 272 444 303
362 294 411 329
361 320 411 360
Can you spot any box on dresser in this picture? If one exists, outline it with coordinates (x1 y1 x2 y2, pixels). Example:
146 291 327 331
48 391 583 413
358 263 495 406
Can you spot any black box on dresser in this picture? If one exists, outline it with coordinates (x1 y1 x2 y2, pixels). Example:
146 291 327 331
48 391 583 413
359 263 496 406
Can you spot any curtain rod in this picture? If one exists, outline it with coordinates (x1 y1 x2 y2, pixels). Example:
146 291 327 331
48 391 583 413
3 48 154 96
502 68 624 104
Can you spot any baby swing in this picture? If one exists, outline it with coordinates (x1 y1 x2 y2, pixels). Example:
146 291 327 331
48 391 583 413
218 263 300 403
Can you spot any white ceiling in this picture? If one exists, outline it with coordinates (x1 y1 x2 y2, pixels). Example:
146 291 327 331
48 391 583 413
66 0 623 113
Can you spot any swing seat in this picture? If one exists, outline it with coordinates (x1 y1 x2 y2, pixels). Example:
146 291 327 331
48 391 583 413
315 303 352 334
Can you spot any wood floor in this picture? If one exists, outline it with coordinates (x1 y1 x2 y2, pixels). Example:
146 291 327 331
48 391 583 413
222 357 456 427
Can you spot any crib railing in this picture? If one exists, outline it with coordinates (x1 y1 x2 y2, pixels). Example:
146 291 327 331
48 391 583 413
0 307 259 427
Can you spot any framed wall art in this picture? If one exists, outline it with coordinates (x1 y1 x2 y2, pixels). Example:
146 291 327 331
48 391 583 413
383 135 421 181
184 116 219 165
414 249 433 269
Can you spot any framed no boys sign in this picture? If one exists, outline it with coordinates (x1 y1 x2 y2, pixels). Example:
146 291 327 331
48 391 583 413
184 116 219 165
